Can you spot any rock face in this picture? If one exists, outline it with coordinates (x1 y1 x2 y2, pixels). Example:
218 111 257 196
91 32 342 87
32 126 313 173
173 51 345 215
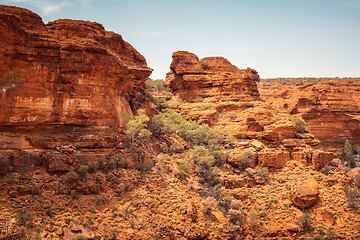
290 178 319 208
259 79 360 150
0 5 154 170
166 51 260 102
0 5 153 127
166 51 320 170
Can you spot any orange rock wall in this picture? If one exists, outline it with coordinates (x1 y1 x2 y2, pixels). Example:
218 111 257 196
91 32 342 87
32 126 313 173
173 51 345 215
166 51 260 102
0 5 153 127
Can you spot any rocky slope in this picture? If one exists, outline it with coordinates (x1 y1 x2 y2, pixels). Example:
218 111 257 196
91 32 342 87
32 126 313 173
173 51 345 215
1 5 360 240
259 79 360 151
0 5 155 170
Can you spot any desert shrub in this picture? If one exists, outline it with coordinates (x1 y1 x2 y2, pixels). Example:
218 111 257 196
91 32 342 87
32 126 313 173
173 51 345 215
63 170 79 188
125 109 152 144
355 174 360 189
321 165 331 175
211 150 229 167
343 139 358 168
256 166 270 182
145 78 168 93
149 96 167 111
291 116 307 133
169 142 184 153
16 211 36 228
149 110 222 148
78 165 88 180
326 230 337 240
249 211 258 228
230 199 243 210
196 155 218 183
135 158 154 172
297 212 312 232
200 59 210 70
237 151 254 171
176 163 192 180
343 185 358 209
228 209 244 225
211 184 225 201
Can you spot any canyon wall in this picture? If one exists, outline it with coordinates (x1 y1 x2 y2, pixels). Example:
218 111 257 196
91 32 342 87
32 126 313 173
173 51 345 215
0 5 153 127
0 5 154 170
259 79 360 150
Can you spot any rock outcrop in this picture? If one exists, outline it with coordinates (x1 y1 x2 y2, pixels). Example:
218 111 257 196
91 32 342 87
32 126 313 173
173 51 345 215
290 178 319 208
166 51 260 102
166 51 319 170
0 5 153 127
0 5 154 170
259 79 360 150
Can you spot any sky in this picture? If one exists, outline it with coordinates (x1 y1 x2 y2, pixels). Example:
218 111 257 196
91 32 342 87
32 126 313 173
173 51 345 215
3 0 360 79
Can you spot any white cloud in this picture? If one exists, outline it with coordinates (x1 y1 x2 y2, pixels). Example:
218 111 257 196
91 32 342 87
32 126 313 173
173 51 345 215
8 0 72 15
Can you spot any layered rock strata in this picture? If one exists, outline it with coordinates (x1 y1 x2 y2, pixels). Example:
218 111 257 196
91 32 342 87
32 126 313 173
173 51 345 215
259 79 360 150
0 5 154 170
166 51 335 171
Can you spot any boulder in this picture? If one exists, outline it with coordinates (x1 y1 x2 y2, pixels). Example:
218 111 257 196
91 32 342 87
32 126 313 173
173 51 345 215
290 178 319 208
312 150 337 170
258 148 290 168
228 148 257 168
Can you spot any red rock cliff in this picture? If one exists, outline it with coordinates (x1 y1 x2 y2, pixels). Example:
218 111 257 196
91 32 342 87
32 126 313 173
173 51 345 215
166 51 260 102
0 5 153 127
259 79 360 150
0 5 154 170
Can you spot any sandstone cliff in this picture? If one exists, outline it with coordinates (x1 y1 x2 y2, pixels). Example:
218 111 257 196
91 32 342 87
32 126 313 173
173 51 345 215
166 51 260 102
259 79 360 150
0 5 153 128
0 5 154 169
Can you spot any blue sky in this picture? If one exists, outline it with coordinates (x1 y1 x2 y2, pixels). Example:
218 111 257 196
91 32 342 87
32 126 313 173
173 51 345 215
3 0 360 79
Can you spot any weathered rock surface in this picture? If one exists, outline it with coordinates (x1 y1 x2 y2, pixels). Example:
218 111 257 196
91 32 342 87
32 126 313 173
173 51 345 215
312 150 337 170
258 148 291 168
166 51 260 102
259 79 360 150
166 51 320 170
290 178 319 208
0 5 153 127
0 5 154 170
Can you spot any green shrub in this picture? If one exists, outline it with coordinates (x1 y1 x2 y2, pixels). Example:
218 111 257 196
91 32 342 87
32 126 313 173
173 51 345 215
176 163 193 180
63 170 79 187
291 116 307 133
228 209 244 225
169 142 184 153
150 110 222 148
297 212 312 232
249 211 258 228
355 174 360 189
145 78 168 93
237 151 254 171
125 109 152 143
200 59 210 70
211 151 229 167
256 167 270 182
78 165 88 180
343 185 358 209
321 165 331 176
196 156 218 183
343 139 358 168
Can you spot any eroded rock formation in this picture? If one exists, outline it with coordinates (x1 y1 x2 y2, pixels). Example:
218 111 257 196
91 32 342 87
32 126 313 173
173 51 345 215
259 79 360 150
166 51 260 102
0 5 154 170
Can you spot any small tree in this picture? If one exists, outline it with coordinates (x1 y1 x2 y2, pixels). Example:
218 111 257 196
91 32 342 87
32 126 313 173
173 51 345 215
125 109 152 144
297 212 312 232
